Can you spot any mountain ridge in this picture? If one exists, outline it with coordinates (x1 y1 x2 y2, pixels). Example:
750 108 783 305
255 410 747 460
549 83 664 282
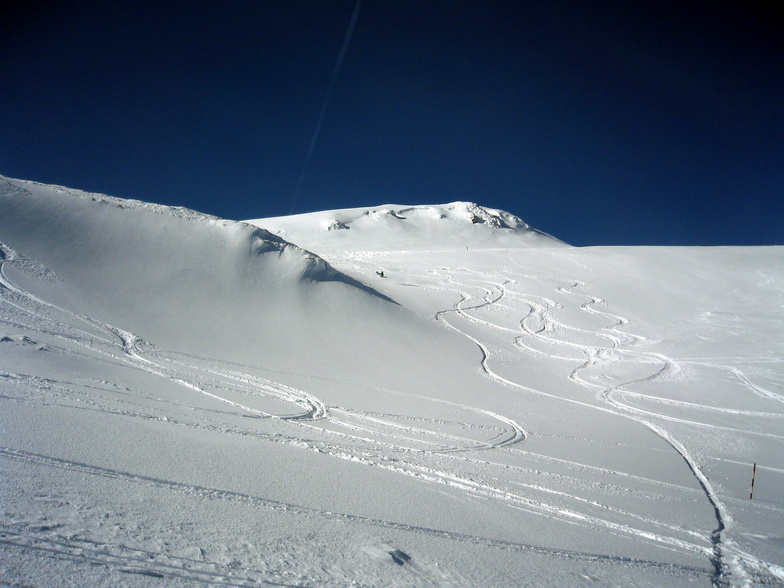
249 201 568 253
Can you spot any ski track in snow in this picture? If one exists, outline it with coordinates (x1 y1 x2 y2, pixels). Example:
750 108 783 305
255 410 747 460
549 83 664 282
2 245 528 456
371 251 778 587
336 256 731 574
0 446 715 585
313 247 784 586
433 280 722 559
473 257 775 586
2 238 783 586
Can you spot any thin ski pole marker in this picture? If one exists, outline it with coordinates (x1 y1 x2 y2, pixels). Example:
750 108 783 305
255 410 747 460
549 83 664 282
749 462 757 499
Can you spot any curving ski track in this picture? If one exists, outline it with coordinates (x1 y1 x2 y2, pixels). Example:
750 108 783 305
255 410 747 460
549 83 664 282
429 258 777 587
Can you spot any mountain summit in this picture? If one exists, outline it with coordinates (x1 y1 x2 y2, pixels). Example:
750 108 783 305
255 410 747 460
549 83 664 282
249 201 567 252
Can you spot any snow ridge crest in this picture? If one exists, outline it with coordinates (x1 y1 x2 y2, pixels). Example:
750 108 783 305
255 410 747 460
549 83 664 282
349 201 529 231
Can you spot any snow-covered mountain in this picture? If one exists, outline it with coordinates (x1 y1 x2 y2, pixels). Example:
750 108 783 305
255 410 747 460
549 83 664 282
1 176 783 587
250 201 567 252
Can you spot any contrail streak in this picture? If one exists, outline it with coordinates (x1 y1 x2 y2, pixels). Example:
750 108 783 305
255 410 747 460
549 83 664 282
291 0 363 212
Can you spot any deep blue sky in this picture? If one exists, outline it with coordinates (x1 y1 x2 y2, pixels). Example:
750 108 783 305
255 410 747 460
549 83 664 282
3 1 782 245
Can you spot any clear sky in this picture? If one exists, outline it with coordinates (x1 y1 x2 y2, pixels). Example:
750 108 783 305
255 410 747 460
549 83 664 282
3 1 782 246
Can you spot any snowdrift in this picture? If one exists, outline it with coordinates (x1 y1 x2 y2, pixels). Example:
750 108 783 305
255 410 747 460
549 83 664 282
0 177 470 383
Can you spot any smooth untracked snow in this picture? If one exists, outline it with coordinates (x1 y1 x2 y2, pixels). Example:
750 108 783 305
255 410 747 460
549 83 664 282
2 176 783 586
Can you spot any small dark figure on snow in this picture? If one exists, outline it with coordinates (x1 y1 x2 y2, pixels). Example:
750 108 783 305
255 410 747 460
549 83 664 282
376 270 385 278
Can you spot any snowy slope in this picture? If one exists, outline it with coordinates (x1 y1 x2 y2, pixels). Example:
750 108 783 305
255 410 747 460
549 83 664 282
2 176 784 587
0 178 471 384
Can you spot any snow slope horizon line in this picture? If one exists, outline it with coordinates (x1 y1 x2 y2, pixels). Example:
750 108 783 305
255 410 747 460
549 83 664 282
1 175 533 231
0 174 560 247
8 174 781 250
248 201 570 252
0 175 395 300
266 201 533 230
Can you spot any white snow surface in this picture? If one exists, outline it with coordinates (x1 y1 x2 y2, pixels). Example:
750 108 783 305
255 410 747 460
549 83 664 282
2 176 783 587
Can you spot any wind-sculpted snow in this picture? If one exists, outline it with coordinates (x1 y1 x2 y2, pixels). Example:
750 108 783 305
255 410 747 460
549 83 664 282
0 176 407 368
0 175 383 296
249 201 568 252
2 177 784 586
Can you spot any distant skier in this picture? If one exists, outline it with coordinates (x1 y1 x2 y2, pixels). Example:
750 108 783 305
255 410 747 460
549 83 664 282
376 270 385 278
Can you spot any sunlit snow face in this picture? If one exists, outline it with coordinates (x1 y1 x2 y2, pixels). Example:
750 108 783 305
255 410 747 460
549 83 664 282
2 176 783 587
